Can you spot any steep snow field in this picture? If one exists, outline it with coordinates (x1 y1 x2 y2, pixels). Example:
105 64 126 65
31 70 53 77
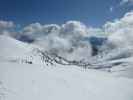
0 35 33 57
0 35 133 100
0 35 44 65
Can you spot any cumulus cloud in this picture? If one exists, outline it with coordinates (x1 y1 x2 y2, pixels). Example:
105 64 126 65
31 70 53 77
1 11 133 60
0 20 17 37
0 20 93 61
17 23 60 43
0 20 14 29
60 21 88 38
103 11 133 50
31 21 92 61
22 23 60 36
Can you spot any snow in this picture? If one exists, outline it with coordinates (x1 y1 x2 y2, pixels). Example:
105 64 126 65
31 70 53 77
0 35 133 100
1 62 133 100
0 35 32 57
0 35 44 65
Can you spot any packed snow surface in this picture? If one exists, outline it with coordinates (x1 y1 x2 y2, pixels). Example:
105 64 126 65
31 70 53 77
1 63 133 100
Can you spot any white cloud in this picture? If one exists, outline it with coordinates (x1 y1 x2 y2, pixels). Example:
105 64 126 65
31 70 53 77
1 11 133 60
0 20 17 37
31 21 92 61
0 20 15 29
60 21 88 38
22 23 60 37
103 11 133 49
120 0 133 6
23 11 133 59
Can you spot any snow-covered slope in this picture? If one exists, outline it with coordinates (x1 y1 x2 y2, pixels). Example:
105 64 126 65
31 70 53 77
0 35 133 100
0 35 133 76
0 62 133 100
0 35 33 57
0 35 45 65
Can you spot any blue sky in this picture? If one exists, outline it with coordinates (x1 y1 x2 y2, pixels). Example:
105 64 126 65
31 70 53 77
0 0 132 27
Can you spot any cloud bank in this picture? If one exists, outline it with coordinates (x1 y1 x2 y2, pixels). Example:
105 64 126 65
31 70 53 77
0 11 133 60
103 11 133 49
29 21 92 61
0 20 17 37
